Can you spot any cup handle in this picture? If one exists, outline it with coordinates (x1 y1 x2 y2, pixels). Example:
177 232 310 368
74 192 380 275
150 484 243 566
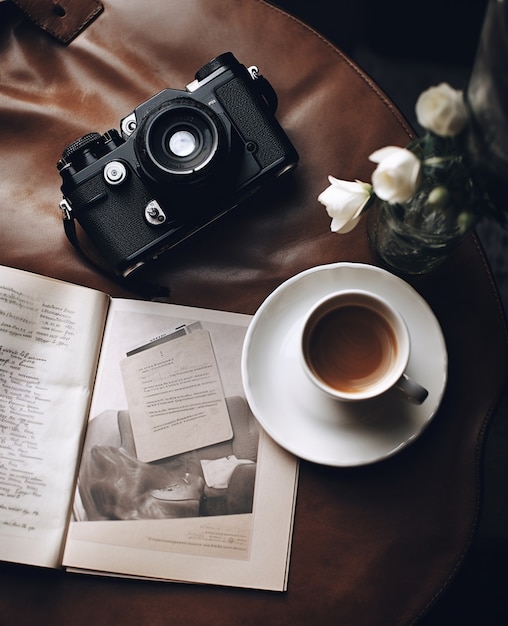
395 373 429 405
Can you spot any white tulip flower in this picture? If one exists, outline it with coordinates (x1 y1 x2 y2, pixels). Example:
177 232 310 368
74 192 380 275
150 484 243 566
318 176 372 233
415 83 468 137
369 146 422 204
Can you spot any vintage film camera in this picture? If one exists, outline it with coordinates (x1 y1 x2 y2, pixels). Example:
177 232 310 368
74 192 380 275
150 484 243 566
57 52 299 276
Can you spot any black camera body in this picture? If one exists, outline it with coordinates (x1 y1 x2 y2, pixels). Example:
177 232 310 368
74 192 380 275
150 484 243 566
57 52 298 276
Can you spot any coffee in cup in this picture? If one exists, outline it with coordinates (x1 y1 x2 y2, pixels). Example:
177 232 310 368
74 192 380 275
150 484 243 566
301 290 427 404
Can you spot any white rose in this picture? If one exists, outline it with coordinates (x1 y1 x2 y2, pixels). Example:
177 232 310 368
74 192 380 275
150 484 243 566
369 146 422 204
415 83 468 137
318 176 372 233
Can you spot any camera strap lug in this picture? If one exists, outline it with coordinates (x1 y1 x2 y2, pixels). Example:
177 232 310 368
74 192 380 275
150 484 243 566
60 197 109 271
248 65 260 80
60 198 84 256
60 198 73 222
248 66 278 114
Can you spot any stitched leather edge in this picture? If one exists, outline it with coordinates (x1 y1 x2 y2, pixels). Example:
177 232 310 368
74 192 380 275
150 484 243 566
11 0 104 44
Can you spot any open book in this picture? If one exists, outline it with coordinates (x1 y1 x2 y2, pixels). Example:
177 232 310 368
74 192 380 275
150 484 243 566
0 265 298 591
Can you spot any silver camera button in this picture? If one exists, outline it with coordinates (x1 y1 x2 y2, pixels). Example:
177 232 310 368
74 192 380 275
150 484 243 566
104 161 127 185
145 200 167 226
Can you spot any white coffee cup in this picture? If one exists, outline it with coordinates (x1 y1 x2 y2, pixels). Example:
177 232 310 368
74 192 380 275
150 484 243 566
301 289 428 404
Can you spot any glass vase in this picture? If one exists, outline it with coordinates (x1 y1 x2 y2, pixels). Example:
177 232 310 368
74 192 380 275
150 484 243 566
367 136 481 275
368 201 476 274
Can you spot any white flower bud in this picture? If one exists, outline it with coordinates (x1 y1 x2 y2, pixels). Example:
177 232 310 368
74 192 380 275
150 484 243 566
369 146 422 204
318 176 372 233
415 83 468 137
428 185 450 207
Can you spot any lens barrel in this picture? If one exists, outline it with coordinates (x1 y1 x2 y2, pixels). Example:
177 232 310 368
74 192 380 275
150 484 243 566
135 98 227 184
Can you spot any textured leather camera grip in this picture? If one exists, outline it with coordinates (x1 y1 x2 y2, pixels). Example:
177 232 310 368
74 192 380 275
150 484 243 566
11 0 103 43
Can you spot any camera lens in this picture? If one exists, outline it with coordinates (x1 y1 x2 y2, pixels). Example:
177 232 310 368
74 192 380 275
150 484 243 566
169 130 197 158
153 117 211 172
135 98 227 183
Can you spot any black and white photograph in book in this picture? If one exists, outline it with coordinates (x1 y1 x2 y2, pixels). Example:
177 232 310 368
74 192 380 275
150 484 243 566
73 312 259 523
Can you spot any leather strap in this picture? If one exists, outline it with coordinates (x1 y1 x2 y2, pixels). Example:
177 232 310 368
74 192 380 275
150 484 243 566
62 212 170 298
11 0 103 43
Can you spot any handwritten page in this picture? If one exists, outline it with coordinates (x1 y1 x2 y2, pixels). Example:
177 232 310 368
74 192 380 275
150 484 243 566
120 328 233 461
0 266 109 567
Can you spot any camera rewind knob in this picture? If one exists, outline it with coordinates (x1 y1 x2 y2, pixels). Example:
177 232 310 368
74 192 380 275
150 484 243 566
61 132 102 161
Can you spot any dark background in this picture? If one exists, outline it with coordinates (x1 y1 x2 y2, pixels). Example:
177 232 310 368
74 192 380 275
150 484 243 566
268 2 508 623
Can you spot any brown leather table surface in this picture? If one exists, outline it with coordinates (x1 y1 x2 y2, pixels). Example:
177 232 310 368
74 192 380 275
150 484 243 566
1 1 507 624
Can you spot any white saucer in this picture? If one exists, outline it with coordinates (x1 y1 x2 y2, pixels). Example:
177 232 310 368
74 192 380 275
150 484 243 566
241 263 448 466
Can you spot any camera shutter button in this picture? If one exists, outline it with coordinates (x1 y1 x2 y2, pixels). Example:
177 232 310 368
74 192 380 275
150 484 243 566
104 161 127 185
